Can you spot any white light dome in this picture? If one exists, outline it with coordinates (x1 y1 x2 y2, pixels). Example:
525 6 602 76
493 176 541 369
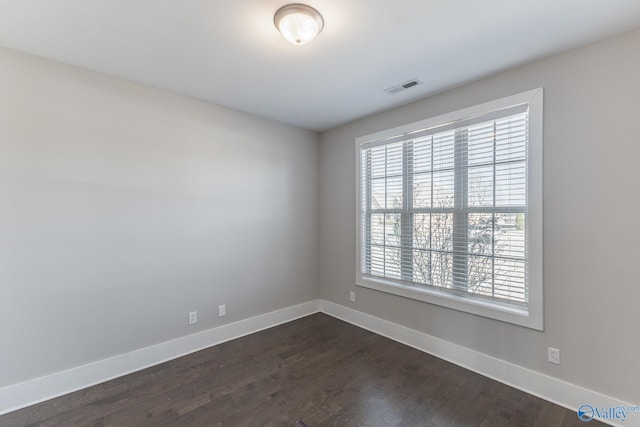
274 4 324 46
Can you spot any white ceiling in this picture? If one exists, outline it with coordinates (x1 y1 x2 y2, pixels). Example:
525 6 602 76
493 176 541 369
1 1 640 132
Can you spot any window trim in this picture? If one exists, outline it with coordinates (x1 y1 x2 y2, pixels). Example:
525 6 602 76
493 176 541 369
355 88 543 330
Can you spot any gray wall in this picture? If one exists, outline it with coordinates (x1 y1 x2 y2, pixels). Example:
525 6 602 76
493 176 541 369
0 47 319 388
319 28 640 403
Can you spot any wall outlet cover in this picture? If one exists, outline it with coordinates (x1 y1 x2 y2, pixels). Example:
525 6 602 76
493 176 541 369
548 347 560 365
188 311 197 325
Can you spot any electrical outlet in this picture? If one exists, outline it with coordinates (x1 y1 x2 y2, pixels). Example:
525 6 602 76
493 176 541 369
548 347 560 365
349 291 355 302
188 311 197 325
218 304 226 317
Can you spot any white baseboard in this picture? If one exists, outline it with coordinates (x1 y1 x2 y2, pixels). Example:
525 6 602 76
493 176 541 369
319 300 636 427
1 298 634 426
0 300 320 416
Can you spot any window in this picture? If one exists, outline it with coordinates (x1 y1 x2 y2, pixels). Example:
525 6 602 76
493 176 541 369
356 89 543 330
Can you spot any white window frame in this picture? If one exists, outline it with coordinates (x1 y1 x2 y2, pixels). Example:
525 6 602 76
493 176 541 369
355 88 543 330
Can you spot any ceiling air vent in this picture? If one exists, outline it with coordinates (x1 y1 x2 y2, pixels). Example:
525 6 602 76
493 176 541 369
384 78 422 95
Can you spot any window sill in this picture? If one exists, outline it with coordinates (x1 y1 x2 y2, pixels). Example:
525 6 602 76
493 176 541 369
356 275 543 330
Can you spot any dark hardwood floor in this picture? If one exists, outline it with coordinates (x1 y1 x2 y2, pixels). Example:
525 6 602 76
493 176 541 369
0 313 601 427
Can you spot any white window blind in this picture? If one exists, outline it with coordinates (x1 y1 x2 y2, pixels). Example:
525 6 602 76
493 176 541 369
356 89 543 329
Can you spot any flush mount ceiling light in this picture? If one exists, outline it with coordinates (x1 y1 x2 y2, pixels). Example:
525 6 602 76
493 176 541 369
274 4 324 46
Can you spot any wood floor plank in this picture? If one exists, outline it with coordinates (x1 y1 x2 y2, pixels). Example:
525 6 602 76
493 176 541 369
0 313 604 427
